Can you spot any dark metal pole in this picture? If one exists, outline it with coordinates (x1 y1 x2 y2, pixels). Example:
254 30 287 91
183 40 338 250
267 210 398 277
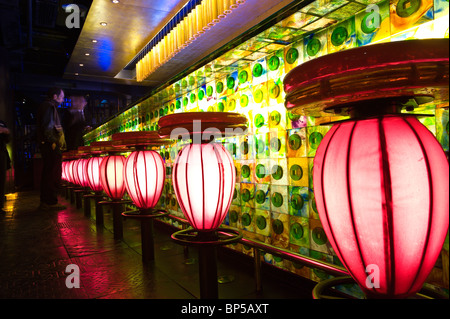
83 194 91 218
141 218 155 263
95 199 103 226
197 231 219 299
112 202 123 240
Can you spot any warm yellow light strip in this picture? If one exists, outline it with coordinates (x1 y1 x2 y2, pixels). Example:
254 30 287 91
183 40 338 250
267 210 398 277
136 0 247 82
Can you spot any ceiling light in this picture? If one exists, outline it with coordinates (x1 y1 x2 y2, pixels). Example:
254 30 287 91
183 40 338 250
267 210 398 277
112 0 120 3
100 22 107 26
92 39 98 43
79 63 84 67
85 53 90 56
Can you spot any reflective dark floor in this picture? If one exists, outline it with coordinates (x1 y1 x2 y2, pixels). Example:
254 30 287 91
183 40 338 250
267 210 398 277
0 191 315 299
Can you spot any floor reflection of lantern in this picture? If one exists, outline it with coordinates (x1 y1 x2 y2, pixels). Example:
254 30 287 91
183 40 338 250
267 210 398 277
158 112 248 299
111 131 172 263
91 141 130 240
283 39 449 299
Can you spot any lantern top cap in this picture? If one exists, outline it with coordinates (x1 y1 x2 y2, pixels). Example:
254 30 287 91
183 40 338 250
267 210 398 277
111 131 173 148
90 140 128 153
283 38 449 117
62 150 80 159
157 112 248 139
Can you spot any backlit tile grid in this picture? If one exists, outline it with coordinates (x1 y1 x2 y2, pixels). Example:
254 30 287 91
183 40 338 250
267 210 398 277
84 0 449 296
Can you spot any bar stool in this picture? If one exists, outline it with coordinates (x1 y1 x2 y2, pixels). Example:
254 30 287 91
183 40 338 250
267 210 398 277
159 112 248 299
111 131 173 263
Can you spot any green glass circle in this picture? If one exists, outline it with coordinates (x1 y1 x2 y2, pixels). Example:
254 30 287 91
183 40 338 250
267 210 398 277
269 83 280 99
240 141 248 154
255 190 266 204
198 89 205 101
183 97 188 106
168 87 175 96
256 216 267 230
288 111 300 121
291 222 304 240
170 103 175 112
176 100 181 109
154 110 158 118
306 38 321 57
309 131 323 149
270 137 281 152
228 142 236 156
206 85 213 97
226 76 235 89
396 0 421 18
288 134 302 150
188 76 195 87
291 193 304 210
254 114 265 128
271 192 283 207
217 101 225 112
312 227 327 245
190 93 196 104
238 70 248 83
241 188 251 202
227 99 236 111
181 79 187 88
256 164 266 179
216 81 224 93
146 114 149 121
271 165 283 180
252 63 263 77
331 26 348 47
233 187 237 200
242 213 251 226
230 210 238 223
240 94 249 107
164 105 169 115
361 11 381 34
253 89 264 103
174 83 181 92
272 219 284 234
256 138 265 154
269 110 281 126
268 55 280 71
290 164 303 181
285 47 299 64
241 165 250 178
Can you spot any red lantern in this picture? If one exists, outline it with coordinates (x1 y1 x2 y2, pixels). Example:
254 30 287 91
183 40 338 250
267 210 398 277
71 159 80 186
313 115 449 298
284 39 449 298
124 150 165 209
75 158 89 188
99 155 126 200
86 157 104 192
173 142 235 231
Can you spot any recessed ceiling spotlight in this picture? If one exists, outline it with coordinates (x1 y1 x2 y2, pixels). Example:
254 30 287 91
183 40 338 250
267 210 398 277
100 22 107 26
85 53 90 56
92 39 98 43
112 0 120 3
75 73 79 76
79 63 84 67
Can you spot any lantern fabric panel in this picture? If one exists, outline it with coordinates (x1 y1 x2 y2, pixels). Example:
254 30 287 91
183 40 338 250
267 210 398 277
99 155 126 200
75 158 89 188
124 150 165 209
313 115 449 298
173 143 235 231
86 157 103 192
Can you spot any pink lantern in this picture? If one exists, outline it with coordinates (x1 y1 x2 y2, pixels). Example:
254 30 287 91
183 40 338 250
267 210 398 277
99 155 126 200
173 142 235 231
284 39 449 298
75 158 90 188
86 157 104 193
124 150 165 209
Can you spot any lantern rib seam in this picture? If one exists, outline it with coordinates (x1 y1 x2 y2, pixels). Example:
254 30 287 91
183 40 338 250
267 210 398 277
318 124 351 272
211 144 224 230
200 144 206 230
402 117 434 296
346 120 374 294
378 116 395 297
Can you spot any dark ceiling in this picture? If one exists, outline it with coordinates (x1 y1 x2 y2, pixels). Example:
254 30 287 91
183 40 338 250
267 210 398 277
0 0 93 76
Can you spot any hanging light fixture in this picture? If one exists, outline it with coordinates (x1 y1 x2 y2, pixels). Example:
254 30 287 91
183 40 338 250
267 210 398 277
111 131 172 262
284 39 449 299
159 112 247 298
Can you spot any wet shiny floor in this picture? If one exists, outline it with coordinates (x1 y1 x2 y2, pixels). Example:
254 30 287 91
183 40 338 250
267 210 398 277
0 191 314 299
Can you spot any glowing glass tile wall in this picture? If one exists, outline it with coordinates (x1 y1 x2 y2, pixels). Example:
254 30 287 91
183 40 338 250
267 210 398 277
84 0 449 297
